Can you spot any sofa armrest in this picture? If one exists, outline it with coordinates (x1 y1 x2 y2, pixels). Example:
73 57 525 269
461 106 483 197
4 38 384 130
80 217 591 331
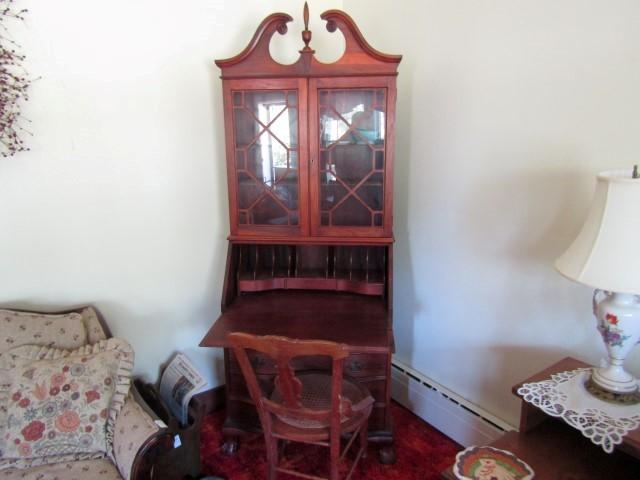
112 386 173 480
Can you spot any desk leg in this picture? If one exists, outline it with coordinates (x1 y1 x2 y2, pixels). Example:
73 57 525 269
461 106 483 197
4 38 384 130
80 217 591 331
370 419 396 464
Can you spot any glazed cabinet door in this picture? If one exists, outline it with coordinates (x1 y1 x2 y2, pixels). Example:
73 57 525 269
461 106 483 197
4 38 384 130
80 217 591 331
224 78 309 238
309 77 395 238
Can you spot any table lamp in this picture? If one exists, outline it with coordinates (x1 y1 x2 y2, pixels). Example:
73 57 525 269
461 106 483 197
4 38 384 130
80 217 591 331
555 167 640 399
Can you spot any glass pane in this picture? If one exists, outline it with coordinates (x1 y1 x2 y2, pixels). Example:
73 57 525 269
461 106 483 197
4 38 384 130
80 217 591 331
356 172 383 210
320 108 349 148
375 150 384 170
332 90 375 118
331 144 373 186
320 173 348 210
235 149 246 169
289 150 298 169
244 91 286 126
233 89 300 227
274 171 298 210
320 150 331 171
353 109 385 146
287 91 297 106
234 108 260 147
270 108 297 148
237 172 263 209
251 195 288 225
319 90 329 106
332 196 371 226
317 88 387 229
247 132 288 187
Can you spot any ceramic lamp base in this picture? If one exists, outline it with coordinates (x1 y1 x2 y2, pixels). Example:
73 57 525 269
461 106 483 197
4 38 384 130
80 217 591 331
591 291 640 396
591 362 638 394
586 376 640 405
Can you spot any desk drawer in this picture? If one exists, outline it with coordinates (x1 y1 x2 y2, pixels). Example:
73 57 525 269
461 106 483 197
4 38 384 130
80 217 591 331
344 353 387 378
229 352 332 375
228 351 388 378
228 350 278 374
357 378 387 403
227 372 275 402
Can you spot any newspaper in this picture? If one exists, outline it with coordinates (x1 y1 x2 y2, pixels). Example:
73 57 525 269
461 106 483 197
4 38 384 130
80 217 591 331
159 353 207 426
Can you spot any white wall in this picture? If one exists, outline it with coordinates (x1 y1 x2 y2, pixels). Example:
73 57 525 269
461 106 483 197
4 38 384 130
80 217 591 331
0 0 342 388
1 0 639 429
345 0 640 425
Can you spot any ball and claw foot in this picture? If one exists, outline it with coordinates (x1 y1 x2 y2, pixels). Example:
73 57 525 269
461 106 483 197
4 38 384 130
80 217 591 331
221 437 239 456
378 445 396 464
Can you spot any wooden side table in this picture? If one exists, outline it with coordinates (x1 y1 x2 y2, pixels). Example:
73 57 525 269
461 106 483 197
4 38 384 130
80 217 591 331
442 357 639 479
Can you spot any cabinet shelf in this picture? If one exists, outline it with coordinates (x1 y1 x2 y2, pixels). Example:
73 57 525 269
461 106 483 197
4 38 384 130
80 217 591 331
235 243 387 296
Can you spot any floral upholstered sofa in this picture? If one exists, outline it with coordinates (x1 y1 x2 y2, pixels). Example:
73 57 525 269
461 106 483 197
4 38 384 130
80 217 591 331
0 306 172 480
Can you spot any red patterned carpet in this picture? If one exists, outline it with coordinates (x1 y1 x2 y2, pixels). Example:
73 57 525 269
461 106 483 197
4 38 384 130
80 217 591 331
200 402 462 479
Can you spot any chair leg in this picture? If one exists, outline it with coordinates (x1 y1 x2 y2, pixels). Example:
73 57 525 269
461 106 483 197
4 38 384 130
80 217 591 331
330 435 340 480
360 420 369 459
266 436 278 480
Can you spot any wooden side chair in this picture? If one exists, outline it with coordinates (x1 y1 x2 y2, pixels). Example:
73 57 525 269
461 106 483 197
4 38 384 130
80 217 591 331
227 332 375 480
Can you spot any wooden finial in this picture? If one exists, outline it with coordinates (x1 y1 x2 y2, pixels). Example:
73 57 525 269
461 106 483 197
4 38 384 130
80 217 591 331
301 2 313 52
304 2 309 29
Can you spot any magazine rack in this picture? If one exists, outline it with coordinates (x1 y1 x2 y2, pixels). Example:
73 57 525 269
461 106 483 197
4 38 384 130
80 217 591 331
135 380 206 480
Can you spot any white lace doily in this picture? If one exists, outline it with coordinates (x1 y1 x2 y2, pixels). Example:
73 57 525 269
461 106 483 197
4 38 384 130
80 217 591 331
517 368 640 453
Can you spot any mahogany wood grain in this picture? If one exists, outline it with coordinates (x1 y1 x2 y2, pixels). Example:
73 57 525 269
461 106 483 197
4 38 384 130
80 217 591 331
200 290 392 353
215 9 401 80
204 4 400 463
218 5 399 242
238 277 384 295
221 243 240 312
228 235 394 245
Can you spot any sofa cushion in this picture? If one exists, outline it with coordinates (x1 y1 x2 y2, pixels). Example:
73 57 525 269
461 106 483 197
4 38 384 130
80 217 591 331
0 339 134 470
0 458 122 479
80 307 108 344
0 310 88 355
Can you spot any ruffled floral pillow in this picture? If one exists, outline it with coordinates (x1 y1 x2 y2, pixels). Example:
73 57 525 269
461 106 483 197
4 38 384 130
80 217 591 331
0 338 134 470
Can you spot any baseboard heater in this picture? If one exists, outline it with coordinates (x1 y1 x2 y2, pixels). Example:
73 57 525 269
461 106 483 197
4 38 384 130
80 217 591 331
391 358 513 447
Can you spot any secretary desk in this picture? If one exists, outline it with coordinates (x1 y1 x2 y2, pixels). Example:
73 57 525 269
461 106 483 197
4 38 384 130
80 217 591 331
199 4 402 463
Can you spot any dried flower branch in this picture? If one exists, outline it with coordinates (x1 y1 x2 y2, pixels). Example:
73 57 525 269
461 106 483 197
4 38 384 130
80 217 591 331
0 0 31 157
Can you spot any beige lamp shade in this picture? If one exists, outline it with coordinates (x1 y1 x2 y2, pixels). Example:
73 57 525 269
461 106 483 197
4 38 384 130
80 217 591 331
555 169 640 294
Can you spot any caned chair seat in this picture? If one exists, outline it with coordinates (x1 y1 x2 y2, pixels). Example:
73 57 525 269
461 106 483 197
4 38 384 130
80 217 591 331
271 372 373 429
